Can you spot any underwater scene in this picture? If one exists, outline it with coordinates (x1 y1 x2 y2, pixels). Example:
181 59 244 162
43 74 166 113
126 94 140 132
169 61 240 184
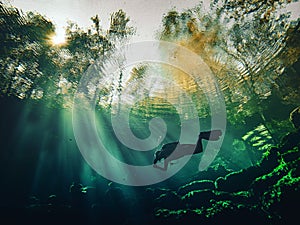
1 0 300 224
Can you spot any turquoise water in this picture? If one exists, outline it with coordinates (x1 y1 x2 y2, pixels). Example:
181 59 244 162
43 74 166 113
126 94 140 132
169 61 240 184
1 1 300 224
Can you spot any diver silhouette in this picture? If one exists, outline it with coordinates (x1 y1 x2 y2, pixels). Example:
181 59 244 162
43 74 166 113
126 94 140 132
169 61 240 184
153 130 222 171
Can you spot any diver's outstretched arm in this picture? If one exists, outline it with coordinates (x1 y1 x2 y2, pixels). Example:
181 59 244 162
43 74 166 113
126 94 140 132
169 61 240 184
153 160 168 171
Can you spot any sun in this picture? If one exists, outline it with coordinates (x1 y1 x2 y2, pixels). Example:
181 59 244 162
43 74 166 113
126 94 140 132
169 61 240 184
50 29 66 46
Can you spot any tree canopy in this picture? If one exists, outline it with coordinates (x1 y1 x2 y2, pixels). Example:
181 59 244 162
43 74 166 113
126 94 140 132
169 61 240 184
0 1 299 136
0 2 133 108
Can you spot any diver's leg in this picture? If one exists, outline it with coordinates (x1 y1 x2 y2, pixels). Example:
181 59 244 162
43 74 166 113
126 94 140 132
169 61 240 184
163 159 169 171
199 130 222 141
199 131 212 140
194 135 203 153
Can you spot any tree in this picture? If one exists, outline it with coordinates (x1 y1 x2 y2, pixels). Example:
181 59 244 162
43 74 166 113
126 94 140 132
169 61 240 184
108 9 135 41
0 2 134 109
159 0 300 126
0 2 55 99
157 0 299 169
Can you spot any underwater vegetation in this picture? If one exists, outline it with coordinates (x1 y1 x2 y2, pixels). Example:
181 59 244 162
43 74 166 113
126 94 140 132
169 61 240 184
0 106 298 225
0 0 300 224
154 107 300 225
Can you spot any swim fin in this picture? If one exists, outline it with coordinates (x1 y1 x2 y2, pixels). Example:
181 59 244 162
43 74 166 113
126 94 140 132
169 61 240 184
199 130 222 141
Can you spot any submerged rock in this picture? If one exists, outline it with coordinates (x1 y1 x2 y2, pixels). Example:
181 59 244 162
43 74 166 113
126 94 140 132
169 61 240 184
154 107 300 224
154 191 182 209
215 166 265 192
181 189 217 208
177 180 215 196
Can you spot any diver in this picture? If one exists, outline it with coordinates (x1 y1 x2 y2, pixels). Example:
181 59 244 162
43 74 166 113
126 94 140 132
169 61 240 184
153 130 222 171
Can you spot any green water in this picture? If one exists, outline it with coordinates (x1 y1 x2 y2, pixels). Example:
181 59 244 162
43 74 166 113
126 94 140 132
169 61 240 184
0 1 299 224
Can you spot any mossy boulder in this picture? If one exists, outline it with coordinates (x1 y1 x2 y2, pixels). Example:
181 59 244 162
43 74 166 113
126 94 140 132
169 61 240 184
177 180 215 196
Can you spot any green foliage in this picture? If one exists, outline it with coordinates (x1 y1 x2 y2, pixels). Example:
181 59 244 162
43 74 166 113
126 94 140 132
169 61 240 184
0 3 134 108
242 124 273 151
0 3 54 55
108 9 135 40
159 0 300 127
0 3 56 99
232 139 246 151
